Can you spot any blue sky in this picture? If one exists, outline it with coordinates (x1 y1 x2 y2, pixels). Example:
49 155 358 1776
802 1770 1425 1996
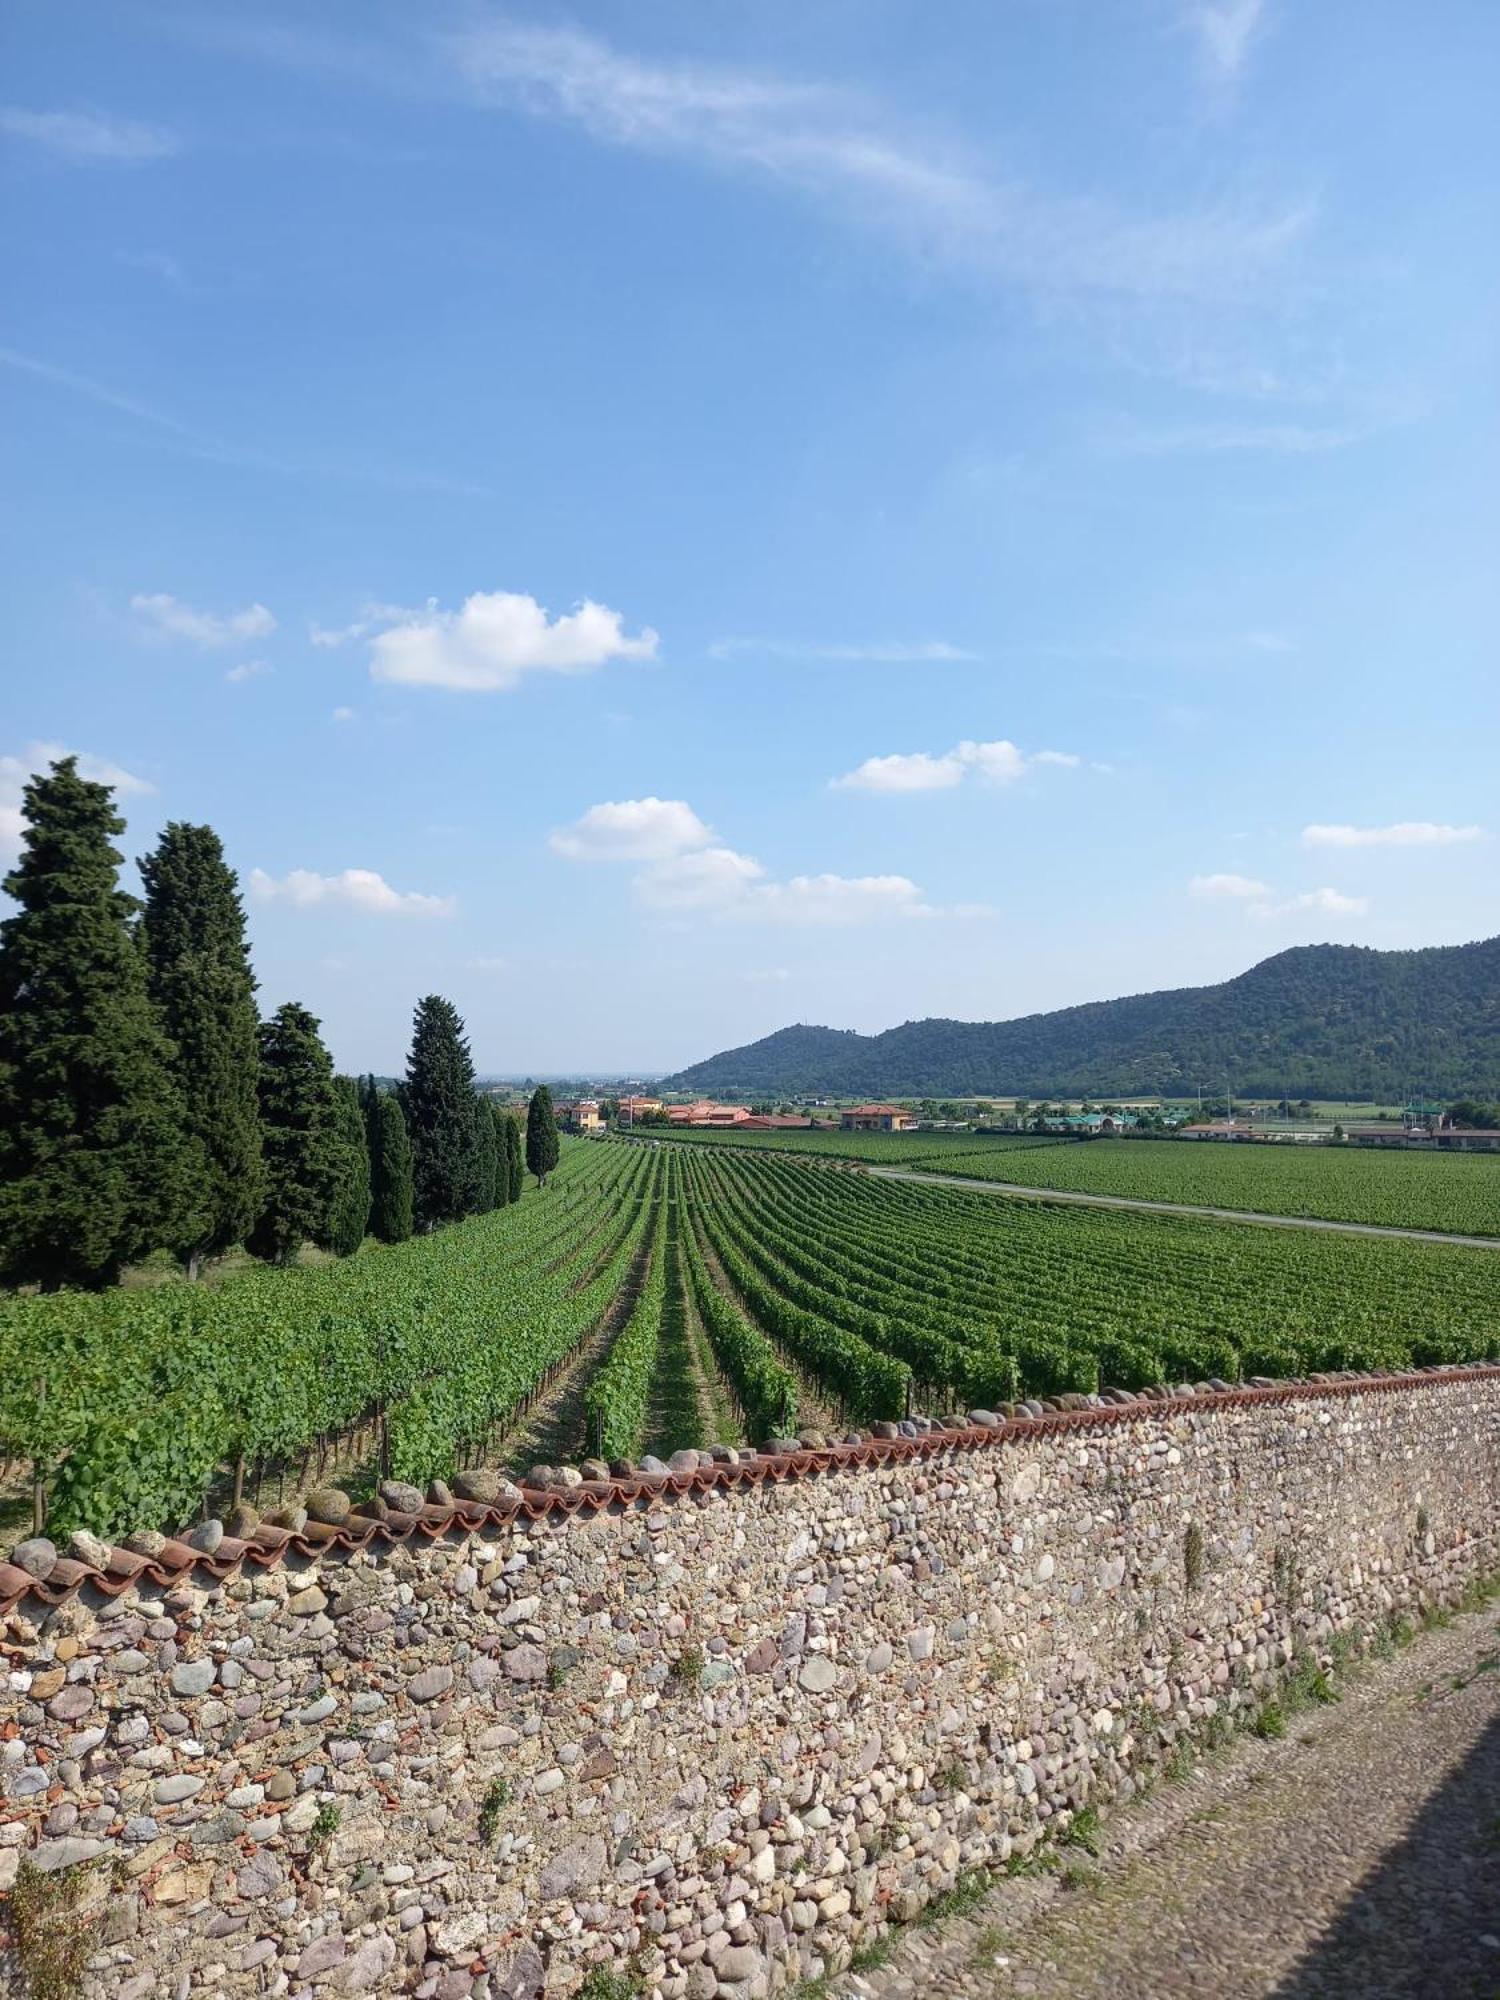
2 2 1496 1073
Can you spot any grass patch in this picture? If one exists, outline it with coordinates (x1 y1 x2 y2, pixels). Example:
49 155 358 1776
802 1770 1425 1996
308 1802 341 1850
669 1645 704 1689
576 1967 644 2000
1251 1701 1286 1739
849 1936 894 1973
477 1777 512 1843
8 1858 103 2000
1062 1806 1102 1857
917 1870 991 1926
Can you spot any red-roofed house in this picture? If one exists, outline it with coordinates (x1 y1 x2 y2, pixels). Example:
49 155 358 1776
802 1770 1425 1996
840 1104 917 1133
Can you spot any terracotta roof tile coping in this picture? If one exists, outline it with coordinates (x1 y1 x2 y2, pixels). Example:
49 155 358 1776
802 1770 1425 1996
5 1363 1498 1619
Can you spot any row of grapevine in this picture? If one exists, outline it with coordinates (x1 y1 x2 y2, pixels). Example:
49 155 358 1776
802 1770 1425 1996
0 1141 650 1536
582 1158 672 1460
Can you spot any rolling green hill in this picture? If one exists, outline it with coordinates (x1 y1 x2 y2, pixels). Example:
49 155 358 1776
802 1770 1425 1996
662 937 1500 1099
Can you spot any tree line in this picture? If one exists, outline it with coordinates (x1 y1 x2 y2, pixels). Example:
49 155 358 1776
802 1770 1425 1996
0 757 561 1290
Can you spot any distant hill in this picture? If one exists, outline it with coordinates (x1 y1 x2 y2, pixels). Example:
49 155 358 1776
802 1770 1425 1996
662 937 1500 1100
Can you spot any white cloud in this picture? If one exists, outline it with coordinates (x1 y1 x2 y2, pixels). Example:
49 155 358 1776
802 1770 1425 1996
1189 872 1271 899
708 636 977 663
448 20 1309 307
551 793 947 925
550 797 714 863
0 107 179 163
249 866 455 918
1 744 155 858
225 659 271 684
1179 1 1266 81
331 706 357 723
636 846 766 912
310 602 414 648
1250 886 1370 919
833 751 966 795
131 592 277 647
832 738 1077 793
1301 821 1484 849
368 589 657 692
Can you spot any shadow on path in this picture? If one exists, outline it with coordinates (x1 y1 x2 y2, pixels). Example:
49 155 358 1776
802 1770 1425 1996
1272 1708 1500 2000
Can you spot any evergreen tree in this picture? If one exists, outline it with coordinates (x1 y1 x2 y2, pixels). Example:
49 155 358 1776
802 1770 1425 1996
404 994 480 1228
366 1088 414 1243
526 1084 560 1188
488 1100 513 1207
503 1108 524 1204
472 1094 499 1212
325 1075 371 1256
0 757 203 1289
248 1002 342 1266
139 821 264 1275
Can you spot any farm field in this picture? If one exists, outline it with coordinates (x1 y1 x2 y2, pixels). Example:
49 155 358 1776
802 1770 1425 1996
654 1127 1500 1237
4 1137 1498 1542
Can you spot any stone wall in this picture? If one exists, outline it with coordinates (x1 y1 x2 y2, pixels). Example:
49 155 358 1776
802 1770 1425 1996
3 1371 1499 2000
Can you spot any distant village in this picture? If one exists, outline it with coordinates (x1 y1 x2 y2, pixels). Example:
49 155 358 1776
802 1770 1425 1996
482 1087 1500 1152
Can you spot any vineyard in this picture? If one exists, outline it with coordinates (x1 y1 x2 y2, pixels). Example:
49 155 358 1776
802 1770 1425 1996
651 1126 1500 1237
3 1137 1497 1540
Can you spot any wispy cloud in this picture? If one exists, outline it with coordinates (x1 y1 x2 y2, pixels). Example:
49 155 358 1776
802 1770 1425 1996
368 590 658 693
117 249 191 291
249 866 455 918
0 107 179 164
1251 886 1369 919
0 346 488 497
1301 821 1484 849
708 636 977 664
132 593 276 647
831 739 1081 794
1099 417 1374 457
444 19 1310 307
225 659 272 684
1178 2 1267 82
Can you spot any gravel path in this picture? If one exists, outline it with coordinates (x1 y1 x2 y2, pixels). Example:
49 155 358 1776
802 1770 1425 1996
839 1607 1500 2000
869 1166 1500 1250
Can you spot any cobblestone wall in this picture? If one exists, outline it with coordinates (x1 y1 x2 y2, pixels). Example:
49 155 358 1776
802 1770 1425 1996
4 1373 1499 1999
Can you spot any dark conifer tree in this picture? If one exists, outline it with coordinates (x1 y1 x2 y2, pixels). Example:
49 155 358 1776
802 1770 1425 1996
488 1100 513 1207
525 1084 560 1188
404 994 480 1228
366 1088 414 1243
0 758 202 1288
504 1109 524 1204
472 1094 499 1212
326 1074 371 1256
247 1002 342 1265
139 821 263 1275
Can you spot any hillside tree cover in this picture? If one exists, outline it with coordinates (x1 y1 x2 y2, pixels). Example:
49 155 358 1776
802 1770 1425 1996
0 758 203 1288
405 995 482 1228
248 1003 344 1265
526 1084 560 1187
662 937 1500 1100
487 1100 514 1207
363 1080 414 1243
139 822 264 1275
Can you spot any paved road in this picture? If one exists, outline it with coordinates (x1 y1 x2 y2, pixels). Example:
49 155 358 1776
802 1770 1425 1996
841 1604 1500 2000
868 1166 1500 1250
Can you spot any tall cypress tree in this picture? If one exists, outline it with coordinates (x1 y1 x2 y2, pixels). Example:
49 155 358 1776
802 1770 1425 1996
472 1094 499 1213
0 758 202 1288
326 1074 371 1256
248 1002 343 1266
139 822 264 1276
503 1109 524 1204
525 1084 560 1188
404 994 480 1228
366 1088 414 1243
488 1100 513 1208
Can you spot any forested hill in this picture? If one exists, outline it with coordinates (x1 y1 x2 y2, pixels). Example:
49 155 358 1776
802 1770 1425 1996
662 938 1500 1099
